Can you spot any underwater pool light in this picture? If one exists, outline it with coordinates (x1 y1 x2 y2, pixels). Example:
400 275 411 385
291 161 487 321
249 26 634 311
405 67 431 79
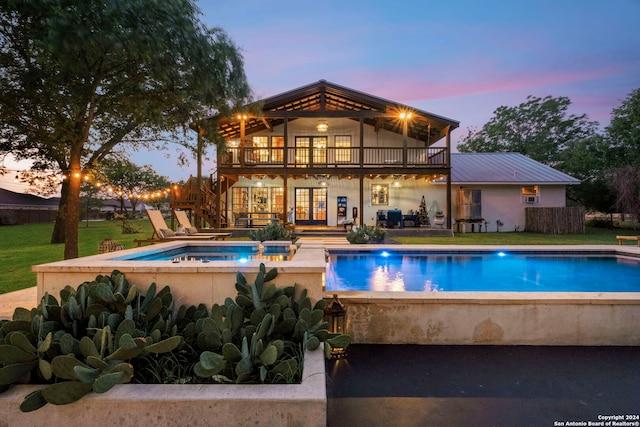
497 251 506 257
238 257 249 264
381 251 390 257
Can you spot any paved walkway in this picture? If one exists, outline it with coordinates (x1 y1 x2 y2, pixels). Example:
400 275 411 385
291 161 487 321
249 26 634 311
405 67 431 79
0 286 36 319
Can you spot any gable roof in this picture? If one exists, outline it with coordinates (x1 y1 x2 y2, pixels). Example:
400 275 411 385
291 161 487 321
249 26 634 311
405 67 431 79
208 79 460 146
0 187 60 207
449 153 580 185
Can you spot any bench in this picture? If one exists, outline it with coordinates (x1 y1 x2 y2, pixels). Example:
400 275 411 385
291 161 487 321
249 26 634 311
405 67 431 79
616 235 640 246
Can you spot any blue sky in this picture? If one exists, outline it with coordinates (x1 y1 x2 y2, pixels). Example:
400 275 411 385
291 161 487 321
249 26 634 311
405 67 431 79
170 0 640 181
3 0 640 191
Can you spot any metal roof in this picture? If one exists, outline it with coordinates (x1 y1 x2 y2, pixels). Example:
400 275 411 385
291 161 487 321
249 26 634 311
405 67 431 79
449 153 580 185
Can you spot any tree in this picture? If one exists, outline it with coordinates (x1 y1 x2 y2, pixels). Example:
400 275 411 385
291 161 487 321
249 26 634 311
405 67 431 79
99 157 172 217
606 88 640 167
457 95 598 166
610 166 640 227
560 134 617 213
0 0 250 259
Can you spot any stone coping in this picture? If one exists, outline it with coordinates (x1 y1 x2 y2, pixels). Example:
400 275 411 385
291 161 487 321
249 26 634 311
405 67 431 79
331 290 640 305
32 240 326 273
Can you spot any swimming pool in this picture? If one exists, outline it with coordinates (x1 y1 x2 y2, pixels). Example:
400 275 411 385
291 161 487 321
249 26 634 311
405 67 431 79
326 250 640 292
33 243 640 345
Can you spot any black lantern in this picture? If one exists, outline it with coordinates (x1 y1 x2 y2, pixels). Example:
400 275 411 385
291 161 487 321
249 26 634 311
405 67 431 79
324 294 346 333
324 294 347 357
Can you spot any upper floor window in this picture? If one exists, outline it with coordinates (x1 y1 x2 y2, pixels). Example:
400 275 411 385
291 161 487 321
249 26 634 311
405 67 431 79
335 135 351 163
252 136 269 163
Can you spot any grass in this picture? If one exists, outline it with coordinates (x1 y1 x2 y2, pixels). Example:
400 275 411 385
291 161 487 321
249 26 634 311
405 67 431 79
0 221 636 294
0 219 154 294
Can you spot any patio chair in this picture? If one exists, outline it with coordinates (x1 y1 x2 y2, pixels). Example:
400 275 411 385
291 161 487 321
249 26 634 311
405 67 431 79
136 210 229 246
173 209 232 239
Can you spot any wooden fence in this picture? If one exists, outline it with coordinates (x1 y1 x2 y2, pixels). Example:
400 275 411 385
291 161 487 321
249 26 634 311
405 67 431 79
525 206 585 234
0 208 57 225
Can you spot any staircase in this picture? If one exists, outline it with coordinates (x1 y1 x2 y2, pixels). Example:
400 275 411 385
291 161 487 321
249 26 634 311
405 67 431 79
170 174 236 228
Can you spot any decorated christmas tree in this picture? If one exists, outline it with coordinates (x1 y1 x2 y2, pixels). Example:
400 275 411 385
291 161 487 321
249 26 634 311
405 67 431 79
418 195 430 227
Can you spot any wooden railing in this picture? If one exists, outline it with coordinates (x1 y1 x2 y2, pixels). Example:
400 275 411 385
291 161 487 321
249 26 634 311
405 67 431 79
220 147 448 168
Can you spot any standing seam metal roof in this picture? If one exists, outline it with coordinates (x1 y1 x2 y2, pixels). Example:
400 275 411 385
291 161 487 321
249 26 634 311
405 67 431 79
449 153 580 184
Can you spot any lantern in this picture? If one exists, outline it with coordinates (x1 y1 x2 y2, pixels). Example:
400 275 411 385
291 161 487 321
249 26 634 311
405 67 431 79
324 294 347 358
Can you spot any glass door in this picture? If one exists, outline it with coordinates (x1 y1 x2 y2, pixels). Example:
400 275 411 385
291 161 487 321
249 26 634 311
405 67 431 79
294 187 327 225
295 136 327 167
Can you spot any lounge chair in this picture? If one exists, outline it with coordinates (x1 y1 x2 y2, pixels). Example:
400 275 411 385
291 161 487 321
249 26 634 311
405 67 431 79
173 210 232 239
136 210 230 246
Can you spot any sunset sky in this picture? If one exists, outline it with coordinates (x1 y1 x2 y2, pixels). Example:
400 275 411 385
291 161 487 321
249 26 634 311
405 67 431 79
3 0 639 191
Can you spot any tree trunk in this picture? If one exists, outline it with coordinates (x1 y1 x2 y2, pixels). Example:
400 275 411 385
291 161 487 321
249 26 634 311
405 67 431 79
51 179 70 244
63 151 83 259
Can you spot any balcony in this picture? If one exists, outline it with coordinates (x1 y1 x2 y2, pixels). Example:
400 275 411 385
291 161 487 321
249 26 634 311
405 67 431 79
219 146 448 170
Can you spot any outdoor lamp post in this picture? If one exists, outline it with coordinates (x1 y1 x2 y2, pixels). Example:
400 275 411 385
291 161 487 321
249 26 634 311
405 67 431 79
324 294 347 358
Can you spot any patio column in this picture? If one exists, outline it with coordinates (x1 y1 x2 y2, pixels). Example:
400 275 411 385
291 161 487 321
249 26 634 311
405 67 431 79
196 127 204 228
445 126 452 230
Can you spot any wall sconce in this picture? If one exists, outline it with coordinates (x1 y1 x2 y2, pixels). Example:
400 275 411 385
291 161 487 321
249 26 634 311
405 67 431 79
316 120 328 132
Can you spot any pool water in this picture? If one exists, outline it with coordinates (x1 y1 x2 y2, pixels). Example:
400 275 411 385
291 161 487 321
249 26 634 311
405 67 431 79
112 246 294 262
326 251 640 292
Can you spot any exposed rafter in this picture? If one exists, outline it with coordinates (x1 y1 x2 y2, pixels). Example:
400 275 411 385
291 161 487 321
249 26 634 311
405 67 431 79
204 80 459 145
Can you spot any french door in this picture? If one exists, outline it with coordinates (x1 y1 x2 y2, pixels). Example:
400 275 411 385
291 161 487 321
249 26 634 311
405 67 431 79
295 136 327 167
294 187 327 225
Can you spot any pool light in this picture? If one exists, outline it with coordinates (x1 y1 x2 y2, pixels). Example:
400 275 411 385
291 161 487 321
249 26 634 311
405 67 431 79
381 251 390 257
497 251 506 257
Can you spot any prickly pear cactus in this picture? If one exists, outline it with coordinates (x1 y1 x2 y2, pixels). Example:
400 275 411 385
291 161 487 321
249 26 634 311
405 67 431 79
0 270 181 412
0 264 350 412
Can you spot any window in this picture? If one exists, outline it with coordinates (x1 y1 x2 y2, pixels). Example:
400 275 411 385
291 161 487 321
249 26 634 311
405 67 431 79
252 187 269 211
270 187 284 215
457 189 482 219
521 186 539 204
252 136 269 163
371 184 389 206
232 187 249 214
335 135 351 163
272 137 284 163
295 137 309 167
313 137 327 165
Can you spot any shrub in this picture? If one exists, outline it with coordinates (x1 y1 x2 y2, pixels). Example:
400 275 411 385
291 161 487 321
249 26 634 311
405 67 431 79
0 265 350 412
346 224 386 244
586 217 614 228
248 221 294 241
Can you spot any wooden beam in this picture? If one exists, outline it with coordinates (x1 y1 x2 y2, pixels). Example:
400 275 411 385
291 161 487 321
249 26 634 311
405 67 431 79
261 117 273 131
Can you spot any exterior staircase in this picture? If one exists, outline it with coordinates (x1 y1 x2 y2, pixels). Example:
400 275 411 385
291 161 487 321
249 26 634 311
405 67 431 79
170 174 236 228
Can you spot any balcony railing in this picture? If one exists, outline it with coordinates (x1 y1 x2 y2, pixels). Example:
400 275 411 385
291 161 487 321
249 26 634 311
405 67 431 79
220 147 448 169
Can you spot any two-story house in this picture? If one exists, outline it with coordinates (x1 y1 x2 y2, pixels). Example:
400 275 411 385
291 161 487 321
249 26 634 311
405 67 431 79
171 79 579 232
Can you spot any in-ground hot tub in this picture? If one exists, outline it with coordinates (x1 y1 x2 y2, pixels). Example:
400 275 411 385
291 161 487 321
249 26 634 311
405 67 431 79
34 241 327 307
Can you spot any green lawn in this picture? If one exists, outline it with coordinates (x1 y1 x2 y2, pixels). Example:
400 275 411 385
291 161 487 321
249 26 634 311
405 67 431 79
0 221 635 294
0 219 156 294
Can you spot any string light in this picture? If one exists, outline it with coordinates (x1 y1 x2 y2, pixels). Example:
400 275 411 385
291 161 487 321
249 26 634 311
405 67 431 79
5 167 173 201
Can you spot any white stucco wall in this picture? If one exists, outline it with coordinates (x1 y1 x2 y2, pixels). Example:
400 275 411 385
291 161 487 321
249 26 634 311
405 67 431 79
446 184 568 232
224 118 571 229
